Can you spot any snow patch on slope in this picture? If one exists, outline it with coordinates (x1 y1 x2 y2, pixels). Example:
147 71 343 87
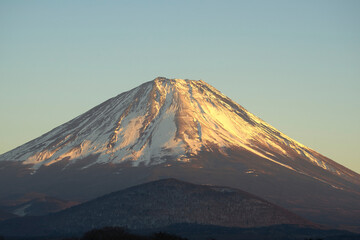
0 77 353 182
13 204 31 217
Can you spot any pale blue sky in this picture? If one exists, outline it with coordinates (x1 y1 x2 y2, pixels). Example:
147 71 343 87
1 0 359 172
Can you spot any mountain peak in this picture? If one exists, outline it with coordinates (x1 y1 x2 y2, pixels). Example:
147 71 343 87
0 77 358 182
152 76 205 88
1 77 360 230
153 76 200 82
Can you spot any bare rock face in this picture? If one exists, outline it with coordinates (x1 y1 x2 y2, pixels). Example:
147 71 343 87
0 179 313 236
0 77 359 230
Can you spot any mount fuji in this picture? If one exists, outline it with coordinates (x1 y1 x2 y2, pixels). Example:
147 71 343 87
0 77 359 230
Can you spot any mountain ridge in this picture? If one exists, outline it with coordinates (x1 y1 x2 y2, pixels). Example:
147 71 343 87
0 77 359 230
0 78 358 183
0 178 313 237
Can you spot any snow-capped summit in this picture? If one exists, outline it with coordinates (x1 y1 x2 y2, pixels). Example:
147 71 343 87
0 77 359 230
0 77 356 180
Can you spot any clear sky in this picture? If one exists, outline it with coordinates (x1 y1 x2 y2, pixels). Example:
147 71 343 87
1 0 359 173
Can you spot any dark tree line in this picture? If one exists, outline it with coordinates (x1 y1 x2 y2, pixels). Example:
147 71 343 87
70 226 187 240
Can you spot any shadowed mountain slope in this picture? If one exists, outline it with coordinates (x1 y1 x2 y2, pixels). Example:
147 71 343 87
0 178 312 237
0 77 359 230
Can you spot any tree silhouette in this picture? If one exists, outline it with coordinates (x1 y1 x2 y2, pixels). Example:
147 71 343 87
152 232 187 240
79 227 188 240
